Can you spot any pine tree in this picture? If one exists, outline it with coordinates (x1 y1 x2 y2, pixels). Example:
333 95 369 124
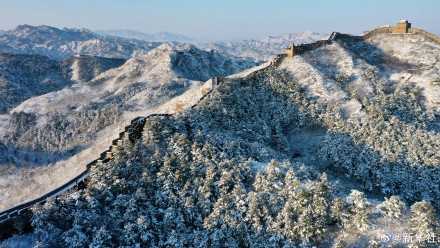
377 195 405 219
408 201 439 244
345 190 370 232
330 198 347 227
89 227 112 248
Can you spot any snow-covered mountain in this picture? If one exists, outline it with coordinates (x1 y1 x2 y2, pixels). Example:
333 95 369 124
279 33 440 115
0 25 326 62
61 55 126 82
13 43 257 115
96 29 193 42
0 25 162 59
0 30 4 35
0 53 72 114
260 31 327 44
196 31 328 61
9 31 440 247
0 43 258 211
0 53 126 114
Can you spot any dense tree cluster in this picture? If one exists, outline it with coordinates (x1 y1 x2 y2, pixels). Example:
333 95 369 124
317 68 440 206
0 53 75 113
1 105 120 166
7 105 120 151
31 70 440 246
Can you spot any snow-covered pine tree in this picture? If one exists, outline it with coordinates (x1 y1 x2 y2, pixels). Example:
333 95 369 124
408 201 439 245
377 195 405 219
344 190 370 232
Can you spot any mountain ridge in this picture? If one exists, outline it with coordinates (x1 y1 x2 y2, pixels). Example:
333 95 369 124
95 29 193 42
196 31 328 60
0 25 330 62
0 25 161 59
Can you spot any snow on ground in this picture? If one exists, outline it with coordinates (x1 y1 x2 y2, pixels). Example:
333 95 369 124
0 115 8 133
70 57 81 82
228 61 271 78
279 33 440 118
0 79 212 211
279 54 350 105
12 82 99 114
11 44 175 115
368 33 440 112
1 40 257 211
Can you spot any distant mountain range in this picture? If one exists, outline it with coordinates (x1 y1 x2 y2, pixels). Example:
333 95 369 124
261 31 328 44
0 25 162 59
0 30 4 35
95 29 193 42
0 25 328 62
197 31 328 60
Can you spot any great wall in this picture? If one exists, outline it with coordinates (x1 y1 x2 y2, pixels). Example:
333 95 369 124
1 19 439 240
0 77 225 239
271 20 440 65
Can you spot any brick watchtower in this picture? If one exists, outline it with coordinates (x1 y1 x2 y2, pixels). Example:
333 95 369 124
392 20 411 33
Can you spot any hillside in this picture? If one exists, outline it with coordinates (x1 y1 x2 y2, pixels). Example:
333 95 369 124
0 25 161 59
0 53 127 114
12 43 257 115
0 53 71 114
61 55 126 82
14 31 440 247
0 43 258 212
196 31 328 61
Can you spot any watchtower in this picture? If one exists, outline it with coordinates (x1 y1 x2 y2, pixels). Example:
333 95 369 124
282 43 295 57
392 20 411 33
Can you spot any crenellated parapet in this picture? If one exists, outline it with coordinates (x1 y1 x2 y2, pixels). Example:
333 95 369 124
408 28 440 43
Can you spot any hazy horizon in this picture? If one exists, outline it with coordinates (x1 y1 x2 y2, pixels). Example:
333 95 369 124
0 0 439 41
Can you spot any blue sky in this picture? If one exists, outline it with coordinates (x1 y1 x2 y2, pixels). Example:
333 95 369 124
0 0 438 41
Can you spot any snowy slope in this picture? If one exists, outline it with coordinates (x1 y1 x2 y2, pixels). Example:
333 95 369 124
279 33 440 115
0 53 127 114
13 43 257 115
0 43 258 211
61 55 126 82
0 54 73 113
0 25 161 59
